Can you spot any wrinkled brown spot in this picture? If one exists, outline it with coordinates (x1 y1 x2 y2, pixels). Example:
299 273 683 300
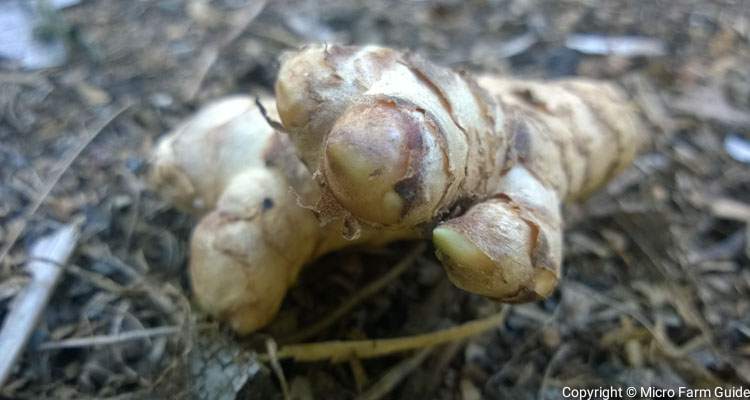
393 175 421 217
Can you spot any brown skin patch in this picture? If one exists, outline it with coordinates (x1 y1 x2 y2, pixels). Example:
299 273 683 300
393 175 422 217
390 100 426 218
513 88 552 114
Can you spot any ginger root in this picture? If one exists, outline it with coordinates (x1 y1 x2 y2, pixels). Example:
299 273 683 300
151 45 643 334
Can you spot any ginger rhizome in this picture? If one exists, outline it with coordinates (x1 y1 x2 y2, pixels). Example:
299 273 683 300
151 45 643 334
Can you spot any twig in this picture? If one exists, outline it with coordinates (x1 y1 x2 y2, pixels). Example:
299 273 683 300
265 339 291 400
0 104 130 265
269 306 509 363
355 347 433 400
36 325 181 351
283 243 426 343
0 224 79 386
182 0 268 101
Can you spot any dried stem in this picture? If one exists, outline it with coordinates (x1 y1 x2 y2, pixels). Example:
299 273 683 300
37 326 180 350
269 306 508 363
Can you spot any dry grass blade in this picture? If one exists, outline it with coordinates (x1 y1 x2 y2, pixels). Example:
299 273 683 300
283 243 426 343
0 224 79 386
37 326 181 350
355 347 434 400
270 306 509 363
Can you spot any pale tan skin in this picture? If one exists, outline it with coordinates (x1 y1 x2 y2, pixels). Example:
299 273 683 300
151 45 643 334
